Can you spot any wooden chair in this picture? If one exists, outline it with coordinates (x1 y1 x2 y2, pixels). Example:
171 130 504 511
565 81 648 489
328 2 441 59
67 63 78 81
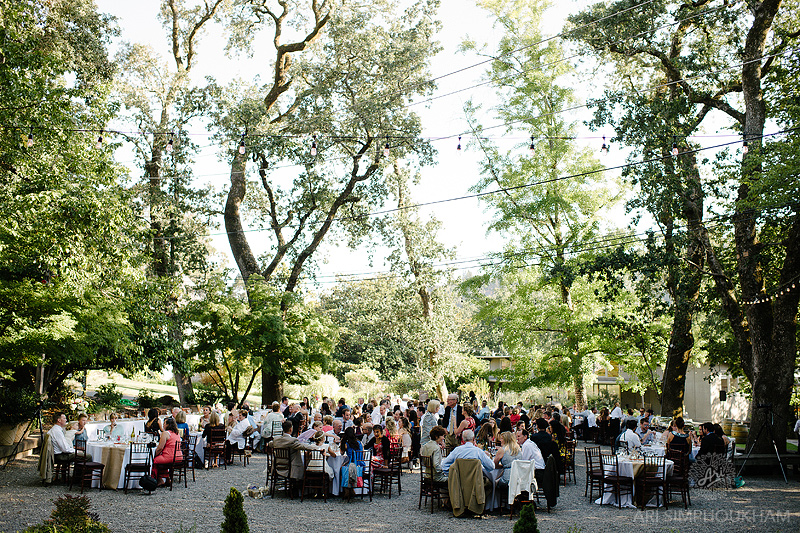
373 445 402 498
229 435 251 466
123 443 152 493
562 440 576 485
154 441 183 491
53 452 72 485
70 440 104 493
584 445 603 500
600 453 633 509
270 447 294 499
301 449 329 502
204 428 227 470
666 448 691 508
419 454 448 513
349 449 373 501
184 434 197 481
637 454 668 509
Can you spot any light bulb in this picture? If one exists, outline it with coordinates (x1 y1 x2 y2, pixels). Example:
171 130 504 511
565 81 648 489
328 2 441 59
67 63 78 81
238 137 246 155
600 136 608 154
166 136 174 153
457 136 462 151
311 135 317 156
671 143 679 156
529 136 535 152
742 141 748 154
27 133 33 147
383 139 390 157
96 135 103 149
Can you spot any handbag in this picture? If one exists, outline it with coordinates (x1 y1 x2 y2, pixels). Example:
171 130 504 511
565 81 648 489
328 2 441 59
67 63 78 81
139 474 158 492
242 426 255 437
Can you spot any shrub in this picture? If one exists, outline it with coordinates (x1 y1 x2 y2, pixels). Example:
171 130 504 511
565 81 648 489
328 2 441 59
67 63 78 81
513 503 539 533
23 494 111 533
136 389 158 409
220 487 249 533
93 383 122 408
0 386 40 425
158 394 178 407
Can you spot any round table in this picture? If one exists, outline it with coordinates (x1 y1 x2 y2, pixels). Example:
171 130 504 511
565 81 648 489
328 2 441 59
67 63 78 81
595 457 674 508
85 440 136 489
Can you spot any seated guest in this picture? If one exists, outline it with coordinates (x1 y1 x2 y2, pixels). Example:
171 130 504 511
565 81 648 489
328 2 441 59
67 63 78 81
224 408 239 435
202 411 224 440
306 431 337 478
696 422 725 458
298 421 323 442
260 401 285 441
509 408 521 426
174 410 189 436
385 419 400 446
620 419 642 451
635 418 655 445
321 415 334 433
200 405 212 428
340 427 364 462
72 413 89 447
103 412 127 440
49 412 76 461
494 431 521 498
332 419 343 438
516 428 545 470
475 421 497 450
440 429 496 478
666 417 692 454
530 419 557 459
712 423 731 447
152 418 183 486
420 426 448 482
360 423 374 447
144 408 162 436
477 400 491 423
225 409 254 464
364 425 391 469
269 420 315 482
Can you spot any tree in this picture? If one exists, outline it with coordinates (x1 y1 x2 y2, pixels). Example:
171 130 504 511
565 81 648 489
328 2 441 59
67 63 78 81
214 0 440 403
113 0 229 404
463 0 618 409
0 0 145 395
569 0 799 451
188 274 334 406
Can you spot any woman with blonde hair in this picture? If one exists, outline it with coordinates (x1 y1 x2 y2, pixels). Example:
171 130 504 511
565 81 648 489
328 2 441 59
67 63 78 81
493 431 521 496
420 399 439 447
385 418 400 446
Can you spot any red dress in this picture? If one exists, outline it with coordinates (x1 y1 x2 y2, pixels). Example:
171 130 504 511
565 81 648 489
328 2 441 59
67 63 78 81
152 431 183 477
459 418 476 444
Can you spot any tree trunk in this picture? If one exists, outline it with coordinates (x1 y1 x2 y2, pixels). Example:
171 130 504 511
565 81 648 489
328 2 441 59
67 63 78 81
573 374 586 412
261 367 282 406
173 369 194 406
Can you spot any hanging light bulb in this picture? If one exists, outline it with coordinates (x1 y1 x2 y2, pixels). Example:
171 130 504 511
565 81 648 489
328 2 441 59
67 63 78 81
600 136 609 154
671 141 679 157
166 132 174 153
96 132 104 150
27 132 33 148
457 135 462 151
742 140 749 154
238 133 246 155
310 134 317 156
529 136 535 152
383 136 390 157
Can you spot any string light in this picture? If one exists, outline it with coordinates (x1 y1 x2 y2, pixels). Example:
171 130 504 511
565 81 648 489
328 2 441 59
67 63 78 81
383 136 390 157
457 135 462 151
529 135 535 152
96 132 104 150
600 136 609 154
310 134 317 156
671 137 679 157
742 139 749 154
26 131 33 148
166 132 174 153
742 277 799 305
238 133 246 155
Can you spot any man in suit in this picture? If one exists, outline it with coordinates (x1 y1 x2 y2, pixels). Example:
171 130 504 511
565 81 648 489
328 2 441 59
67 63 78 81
441 393 464 453
269 420 315 485
696 422 725 458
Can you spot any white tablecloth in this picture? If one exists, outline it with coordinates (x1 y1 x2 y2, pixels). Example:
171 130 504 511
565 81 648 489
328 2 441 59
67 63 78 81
642 444 703 459
85 441 137 489
595 458 674 508
84 420 145 442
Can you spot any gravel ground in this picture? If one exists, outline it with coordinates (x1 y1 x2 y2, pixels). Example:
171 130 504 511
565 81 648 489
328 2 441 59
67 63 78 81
1 442 798 533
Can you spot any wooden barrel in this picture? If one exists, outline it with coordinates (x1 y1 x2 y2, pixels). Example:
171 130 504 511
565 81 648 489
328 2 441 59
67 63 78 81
731 423 748 442
722 419 734 434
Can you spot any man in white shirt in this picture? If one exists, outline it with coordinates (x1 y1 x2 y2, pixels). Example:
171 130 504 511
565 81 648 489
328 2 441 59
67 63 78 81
609 402 623 419
440 429 495 477
48 412 76 461
371 402 388 426
225 410 252 464
279 396 289 414
261 402 285 441
620 419 642 452
516 428 545 470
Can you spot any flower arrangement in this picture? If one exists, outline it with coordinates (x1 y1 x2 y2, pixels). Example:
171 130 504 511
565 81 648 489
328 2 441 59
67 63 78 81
69 397 90 412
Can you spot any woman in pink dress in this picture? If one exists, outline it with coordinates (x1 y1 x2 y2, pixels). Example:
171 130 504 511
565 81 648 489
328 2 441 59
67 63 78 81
152 418 183 486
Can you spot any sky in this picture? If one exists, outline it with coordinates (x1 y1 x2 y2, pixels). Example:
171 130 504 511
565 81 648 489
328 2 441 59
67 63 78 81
95 0 627 290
